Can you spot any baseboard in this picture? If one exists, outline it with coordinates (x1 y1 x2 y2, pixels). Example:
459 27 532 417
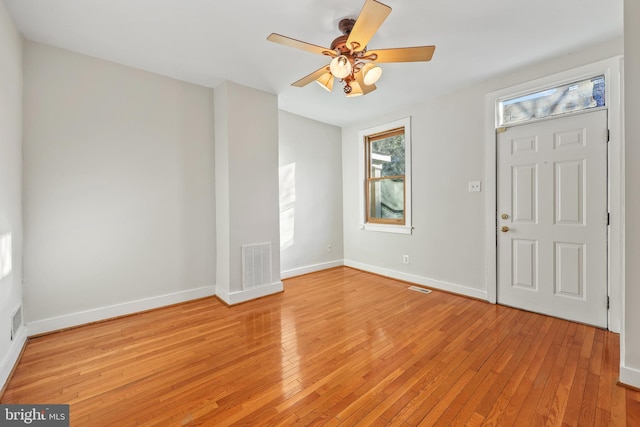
27 285 216 336
0 327 27 393
281 260 345 279
216 281 283 305
344 259 488 301
620 364 640 389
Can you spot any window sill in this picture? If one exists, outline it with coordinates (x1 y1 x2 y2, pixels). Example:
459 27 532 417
361 223 412 235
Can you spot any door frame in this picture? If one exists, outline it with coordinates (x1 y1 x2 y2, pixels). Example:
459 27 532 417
484 56 624 332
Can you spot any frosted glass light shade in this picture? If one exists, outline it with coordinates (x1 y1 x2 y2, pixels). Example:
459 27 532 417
315 73 334 92
330 55 352 79
346 81 363 97
362 63 382 85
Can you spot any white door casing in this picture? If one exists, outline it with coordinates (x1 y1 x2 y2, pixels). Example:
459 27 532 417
497 109 608 328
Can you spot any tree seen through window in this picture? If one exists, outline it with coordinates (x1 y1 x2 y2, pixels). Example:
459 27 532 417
366 128 405 224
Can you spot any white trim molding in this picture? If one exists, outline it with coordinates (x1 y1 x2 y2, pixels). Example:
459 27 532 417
27 285 216 336
215 281 283 305
484 56 624 332
620 365 640 389
281 260 344 279
0 327 27 391
358 117 412 235
344 259 488 301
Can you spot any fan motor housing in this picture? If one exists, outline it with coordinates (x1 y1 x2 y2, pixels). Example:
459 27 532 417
330 35 350 53
331 19 366 55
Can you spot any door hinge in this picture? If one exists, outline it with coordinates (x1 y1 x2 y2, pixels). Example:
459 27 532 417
607 129 610 142
607 212 610 225
607 296 610 309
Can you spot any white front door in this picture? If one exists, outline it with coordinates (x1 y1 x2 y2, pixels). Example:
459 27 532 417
497 109 608 328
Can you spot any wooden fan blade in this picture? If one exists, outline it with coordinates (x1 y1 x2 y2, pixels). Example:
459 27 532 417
346 0 392 52
367 46 436 63
355 71 377 95
267 33 332 56
292 66 331 87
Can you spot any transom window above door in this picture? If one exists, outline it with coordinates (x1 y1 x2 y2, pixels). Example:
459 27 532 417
498 75 605 127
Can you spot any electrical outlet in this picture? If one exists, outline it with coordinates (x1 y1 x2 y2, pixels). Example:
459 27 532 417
403 255 409 264
327 244 332 253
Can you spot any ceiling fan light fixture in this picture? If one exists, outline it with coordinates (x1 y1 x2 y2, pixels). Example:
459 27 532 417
315 73 334 92
330 55 352 79
346 81 363 97
362 63 382 85
267 0 435 98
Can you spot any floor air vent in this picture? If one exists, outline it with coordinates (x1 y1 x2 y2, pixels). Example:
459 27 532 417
10 306 22 340
242 243 272 290
408 286 432 295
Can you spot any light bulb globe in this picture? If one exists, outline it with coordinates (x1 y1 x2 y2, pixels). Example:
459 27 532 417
362 63 382 85
330 55 352 79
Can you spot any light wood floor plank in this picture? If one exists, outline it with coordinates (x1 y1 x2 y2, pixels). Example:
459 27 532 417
1 267 638 426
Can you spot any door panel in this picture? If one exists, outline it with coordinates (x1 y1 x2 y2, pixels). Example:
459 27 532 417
554 242 584 298
512 164 537 223
512 239 537 290
555 160 584 225
497 109 608 328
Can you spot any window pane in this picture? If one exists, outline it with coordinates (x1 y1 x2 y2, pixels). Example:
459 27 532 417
368 178 404 221
369 134 405 178
499 75 605 126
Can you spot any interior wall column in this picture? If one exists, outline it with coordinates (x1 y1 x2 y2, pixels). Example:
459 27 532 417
214 81 282 304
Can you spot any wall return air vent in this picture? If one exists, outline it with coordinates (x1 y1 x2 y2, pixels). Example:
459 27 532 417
10 306 22 340
242 243 273 290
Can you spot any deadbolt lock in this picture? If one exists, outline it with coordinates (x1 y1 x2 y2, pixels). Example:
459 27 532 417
501 213 509 220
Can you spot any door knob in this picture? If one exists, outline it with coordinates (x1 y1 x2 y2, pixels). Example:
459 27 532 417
501 226 509 232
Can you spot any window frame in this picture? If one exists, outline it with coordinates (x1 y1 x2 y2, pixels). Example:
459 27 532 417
359 117 412 234
365 128 406 226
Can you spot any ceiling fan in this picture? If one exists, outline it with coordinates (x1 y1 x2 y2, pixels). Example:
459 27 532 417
267 0 435 97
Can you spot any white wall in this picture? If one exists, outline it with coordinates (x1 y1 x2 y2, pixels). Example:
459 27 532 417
342 37 623 300
342 93 487 298
0 0 25 389
622 0 640 388
214 81 282 304
23 41 216 334
279 111 344 278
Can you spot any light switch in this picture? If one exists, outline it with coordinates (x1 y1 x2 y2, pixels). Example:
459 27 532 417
469 181 481 192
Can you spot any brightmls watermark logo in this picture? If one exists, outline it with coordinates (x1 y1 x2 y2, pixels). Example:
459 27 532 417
0 405 69 426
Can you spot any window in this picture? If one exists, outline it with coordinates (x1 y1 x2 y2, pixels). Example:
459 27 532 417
366 128 405 224
498 75 605 126
359 117 412 234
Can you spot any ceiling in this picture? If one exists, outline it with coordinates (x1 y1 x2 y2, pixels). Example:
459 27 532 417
4 0 623 127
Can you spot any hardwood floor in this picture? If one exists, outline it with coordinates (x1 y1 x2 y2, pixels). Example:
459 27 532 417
2 267 639 426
